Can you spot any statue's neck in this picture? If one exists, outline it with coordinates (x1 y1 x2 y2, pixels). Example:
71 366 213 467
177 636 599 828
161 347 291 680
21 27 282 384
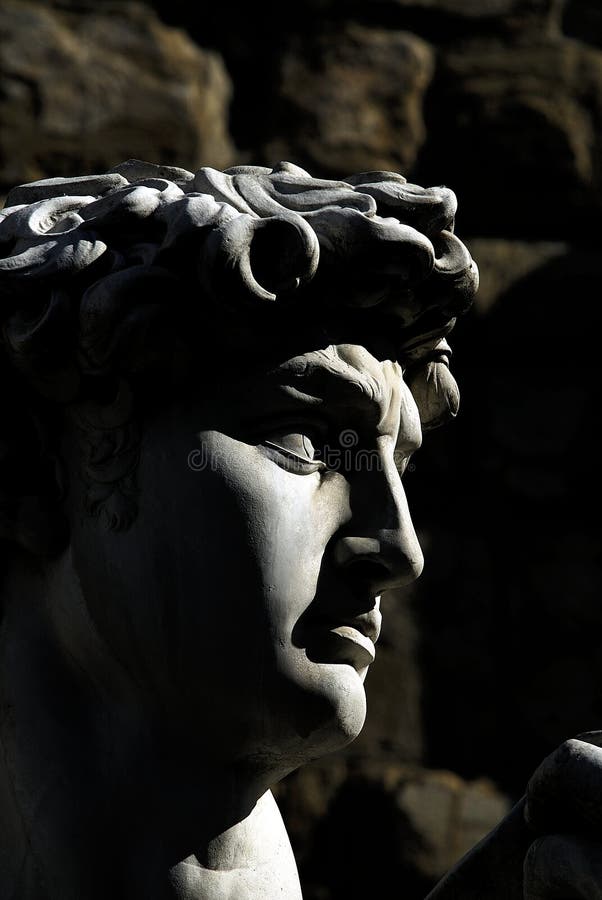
146 792 302 900
115 756 303 900
0 587 302 900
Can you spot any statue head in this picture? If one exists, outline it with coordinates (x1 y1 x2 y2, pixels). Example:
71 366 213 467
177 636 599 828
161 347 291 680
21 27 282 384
0 160 477 776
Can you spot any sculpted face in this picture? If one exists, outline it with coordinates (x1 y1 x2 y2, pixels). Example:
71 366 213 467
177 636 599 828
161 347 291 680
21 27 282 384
65 341 423 770
0 167 475 768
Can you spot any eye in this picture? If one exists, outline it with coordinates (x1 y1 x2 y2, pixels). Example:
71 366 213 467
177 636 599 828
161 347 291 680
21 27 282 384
262 427 327 475
266 432 315 460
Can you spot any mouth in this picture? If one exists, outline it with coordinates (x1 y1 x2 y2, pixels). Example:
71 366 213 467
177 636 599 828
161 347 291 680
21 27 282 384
303 606 382 673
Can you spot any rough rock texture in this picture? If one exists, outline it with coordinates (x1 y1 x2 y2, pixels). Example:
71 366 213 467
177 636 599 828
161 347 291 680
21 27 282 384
265 24 435 178
419 35 602 236
359 0 565 38
275 760 510 897
0 1 234 194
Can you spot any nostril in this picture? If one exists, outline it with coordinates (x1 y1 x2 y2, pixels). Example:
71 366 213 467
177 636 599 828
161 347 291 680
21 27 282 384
344 558 391 594
332 534 422 590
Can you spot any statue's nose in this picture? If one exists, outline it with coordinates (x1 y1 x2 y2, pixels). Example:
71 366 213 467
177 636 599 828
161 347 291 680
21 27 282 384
332 460 424 593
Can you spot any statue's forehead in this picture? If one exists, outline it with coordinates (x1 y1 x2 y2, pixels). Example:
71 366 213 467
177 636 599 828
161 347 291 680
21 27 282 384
262 343 419 443
271 344 402 389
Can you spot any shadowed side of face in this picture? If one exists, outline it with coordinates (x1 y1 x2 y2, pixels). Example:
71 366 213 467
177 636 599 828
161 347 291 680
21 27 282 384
63 341 423 770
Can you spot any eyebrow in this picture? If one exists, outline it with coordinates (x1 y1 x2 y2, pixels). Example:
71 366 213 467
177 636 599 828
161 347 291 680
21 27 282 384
269 352 390 428
267 349 423 455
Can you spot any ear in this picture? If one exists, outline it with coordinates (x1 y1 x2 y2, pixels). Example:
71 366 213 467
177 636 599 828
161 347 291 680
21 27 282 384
70 378 140 533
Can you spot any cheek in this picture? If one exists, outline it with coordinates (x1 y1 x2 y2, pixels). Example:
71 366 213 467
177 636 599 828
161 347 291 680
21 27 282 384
67 521 175 694
162 458 335 699
186 446 351 634
254 471 351 634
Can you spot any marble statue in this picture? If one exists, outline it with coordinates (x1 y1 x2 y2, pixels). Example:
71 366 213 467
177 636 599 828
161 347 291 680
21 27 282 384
0 160 599 899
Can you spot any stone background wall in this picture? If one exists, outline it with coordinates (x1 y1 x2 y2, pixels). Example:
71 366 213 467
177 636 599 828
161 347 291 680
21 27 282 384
2 0 602 896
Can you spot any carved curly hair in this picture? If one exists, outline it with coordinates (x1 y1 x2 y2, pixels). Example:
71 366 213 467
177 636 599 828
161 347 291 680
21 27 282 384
0 159 478 555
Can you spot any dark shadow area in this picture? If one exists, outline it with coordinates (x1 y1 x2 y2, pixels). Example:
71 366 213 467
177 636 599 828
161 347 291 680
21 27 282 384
299 774 434 900
564 0 602 47
409 249 602 793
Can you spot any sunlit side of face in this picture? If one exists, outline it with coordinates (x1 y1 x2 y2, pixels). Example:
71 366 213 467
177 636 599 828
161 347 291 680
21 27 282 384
65 343 424 774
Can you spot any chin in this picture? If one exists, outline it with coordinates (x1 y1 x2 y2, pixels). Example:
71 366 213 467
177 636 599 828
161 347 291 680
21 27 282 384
320 661 368 745
274 659 369 762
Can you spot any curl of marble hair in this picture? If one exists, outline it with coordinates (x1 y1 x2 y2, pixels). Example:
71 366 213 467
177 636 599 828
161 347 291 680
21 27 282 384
0 160 476 400
0 160 478 548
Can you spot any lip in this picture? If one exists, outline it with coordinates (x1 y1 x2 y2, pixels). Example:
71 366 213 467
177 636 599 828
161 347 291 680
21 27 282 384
304 608 382 672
